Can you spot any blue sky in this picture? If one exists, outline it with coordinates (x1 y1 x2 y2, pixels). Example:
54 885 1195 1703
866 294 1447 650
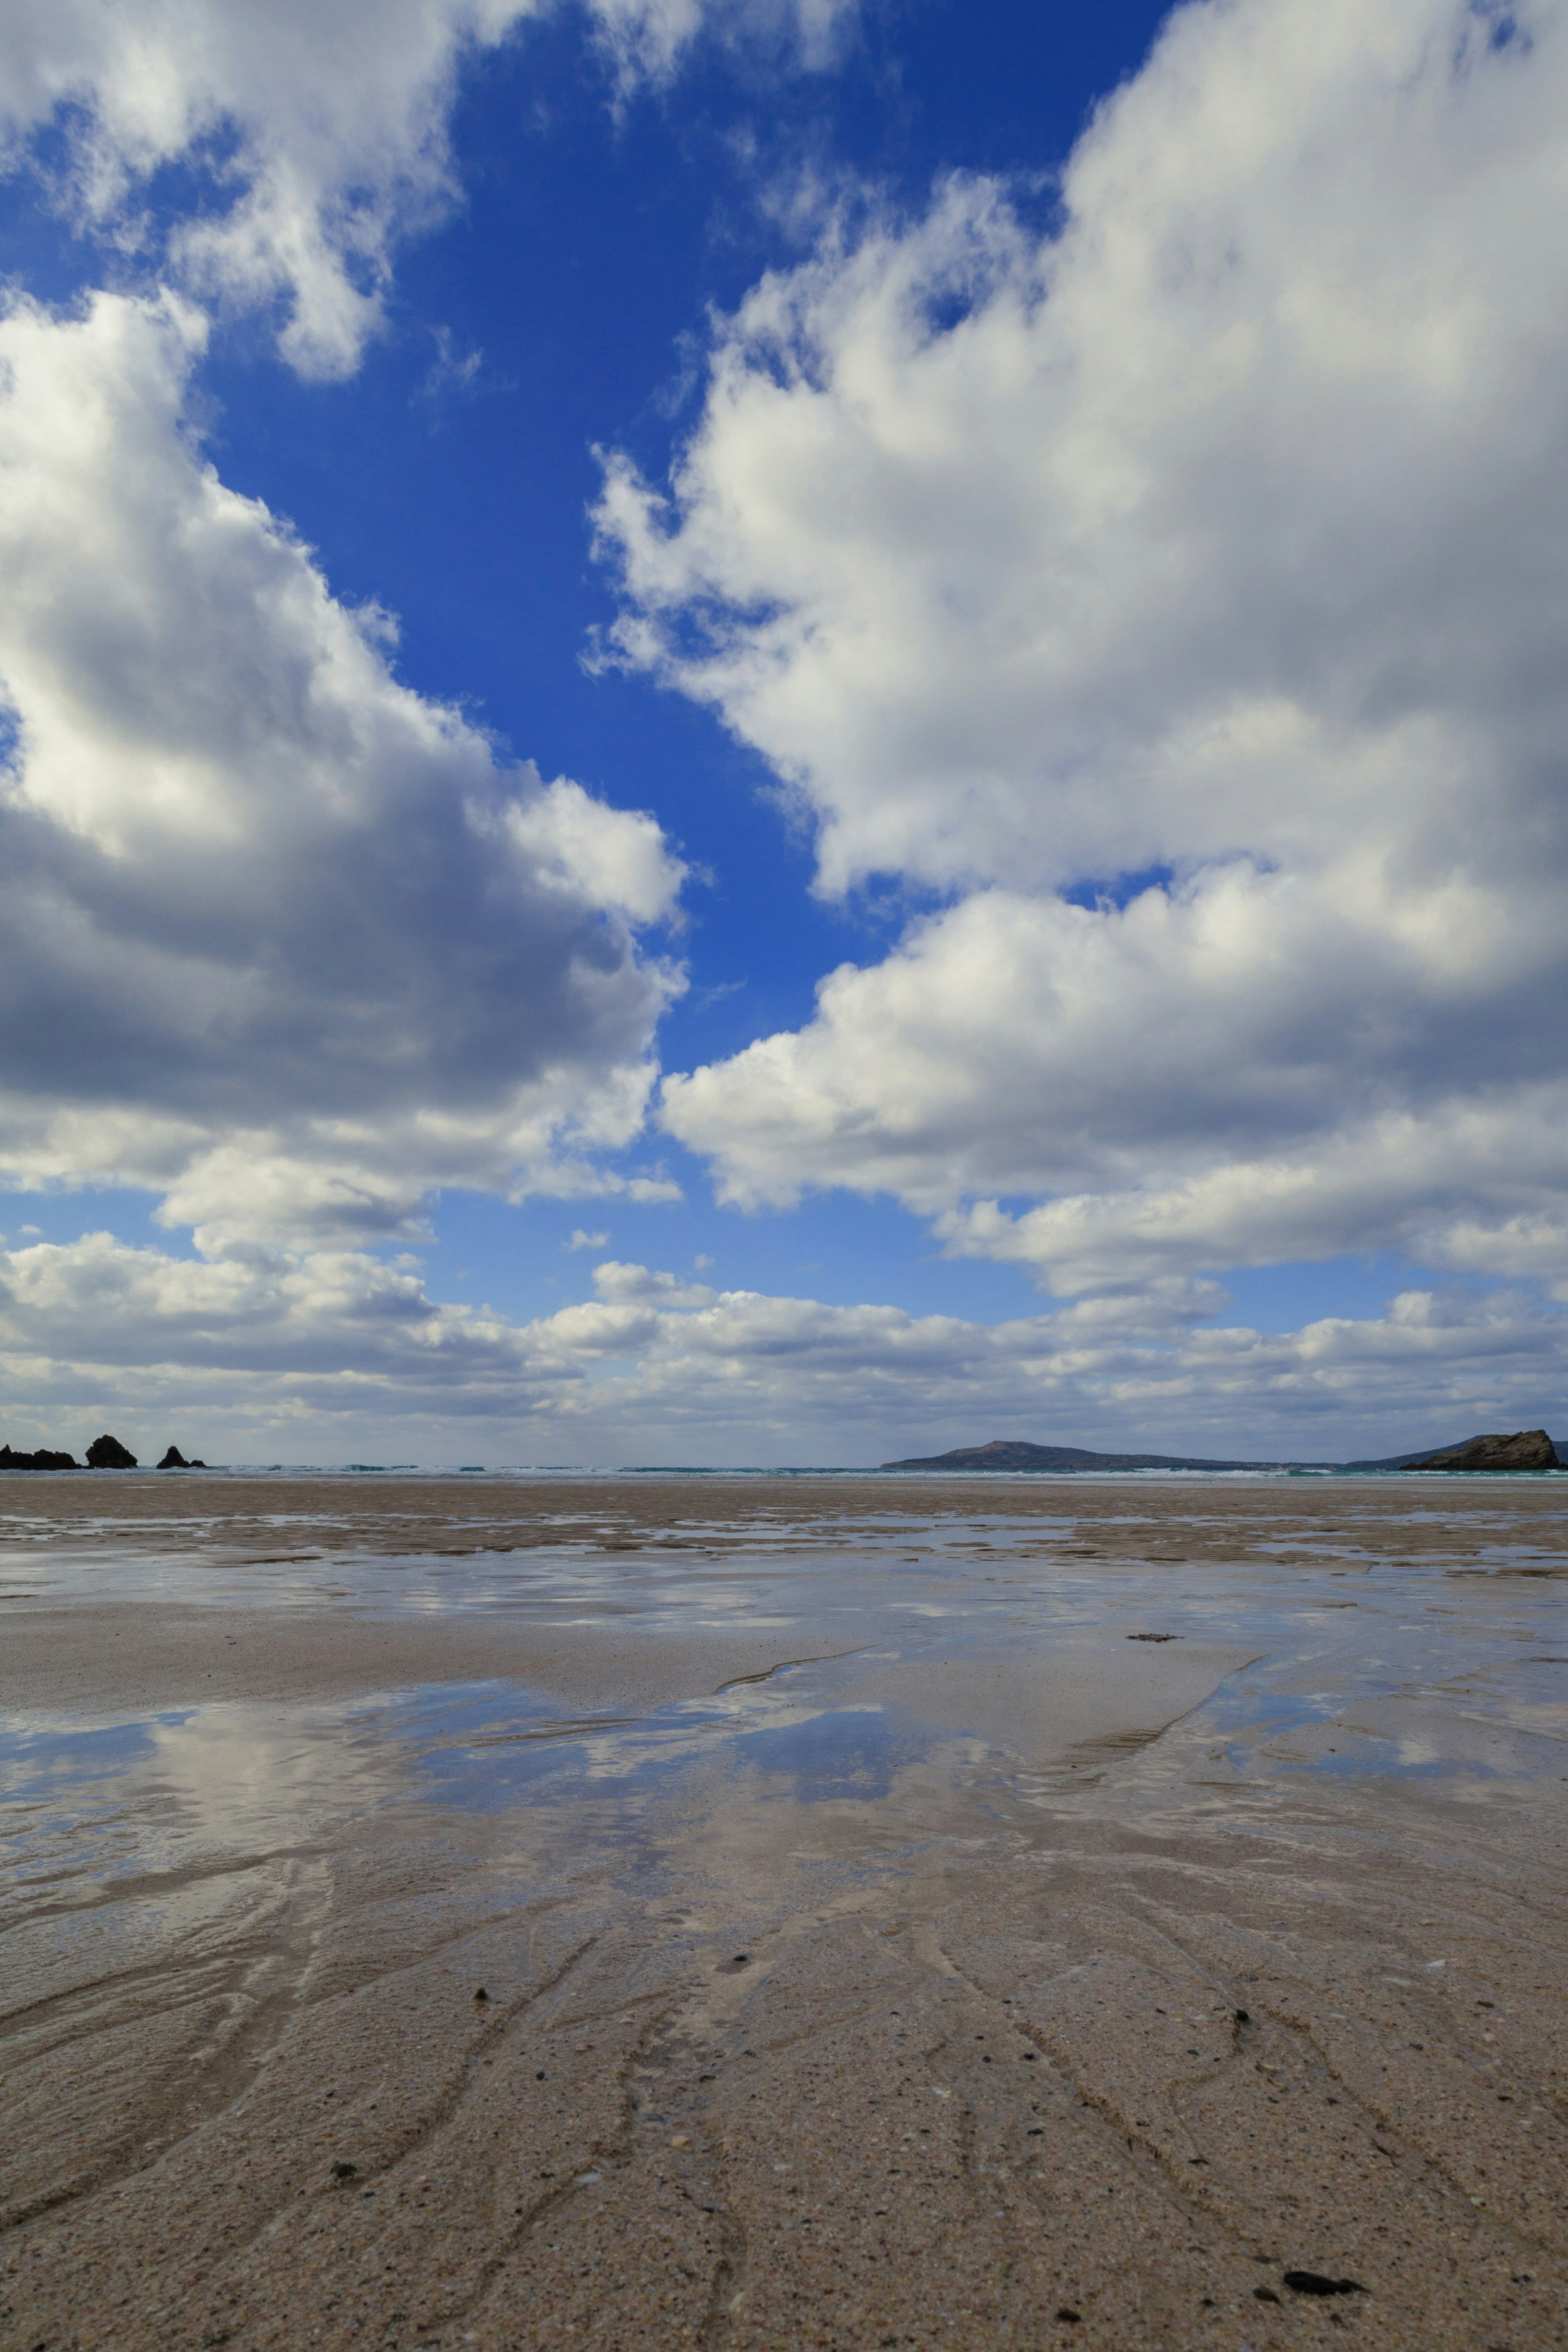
0 0 1565 1463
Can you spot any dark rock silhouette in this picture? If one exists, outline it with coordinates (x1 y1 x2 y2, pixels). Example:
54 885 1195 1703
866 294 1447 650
0 1444 79 1470
1413 1428 1557 1472
85 1433 138 1468
158 1446 189 1468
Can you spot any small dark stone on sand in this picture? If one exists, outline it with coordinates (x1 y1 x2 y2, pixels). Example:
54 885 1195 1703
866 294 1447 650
1055 2309 1082 2324
536 2069 546 2080
1235 2009 1250 2022
474 1987 488 2001
331 2161 357 2179
1283 2271 1365 2296
1254 2287 1281 2303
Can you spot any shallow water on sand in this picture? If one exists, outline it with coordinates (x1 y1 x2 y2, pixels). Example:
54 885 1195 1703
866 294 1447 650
2 1476 1566 2351
4 1479 1565 1891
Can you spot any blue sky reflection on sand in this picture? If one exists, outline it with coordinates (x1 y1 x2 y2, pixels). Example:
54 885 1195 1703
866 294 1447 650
0 1661 950 1901
0 1714 189 1894
397 1669 926 1817
0 1698 402 1922
6 1506 1566 1919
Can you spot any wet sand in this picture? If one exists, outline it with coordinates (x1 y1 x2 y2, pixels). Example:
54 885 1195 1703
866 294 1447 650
1 1473 1565 2349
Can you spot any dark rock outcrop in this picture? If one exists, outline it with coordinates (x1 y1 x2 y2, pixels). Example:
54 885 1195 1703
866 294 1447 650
158 1446 189 1469
0 1444 79 1470
85 1432 138 1468
1413 1428 1557 1472
880 1437 1330 1472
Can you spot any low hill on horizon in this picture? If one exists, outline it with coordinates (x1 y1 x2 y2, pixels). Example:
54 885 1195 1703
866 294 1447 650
879 1438 1333 1472
881 1432 1567 1473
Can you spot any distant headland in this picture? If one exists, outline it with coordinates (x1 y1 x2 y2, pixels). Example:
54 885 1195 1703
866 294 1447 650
881 1430 1565 1473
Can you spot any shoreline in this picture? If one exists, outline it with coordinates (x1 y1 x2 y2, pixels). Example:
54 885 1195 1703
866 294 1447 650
2 1476 1564 2349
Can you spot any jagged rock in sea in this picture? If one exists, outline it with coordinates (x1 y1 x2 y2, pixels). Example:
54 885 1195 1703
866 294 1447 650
158 1446 188 1469
1413 1428 1558 1472
85 1433 138 1469
0 1444 79 1470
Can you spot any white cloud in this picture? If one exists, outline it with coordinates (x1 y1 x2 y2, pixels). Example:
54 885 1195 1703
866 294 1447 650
662 878 1568 1287
0 287 685 1252
599 0 1568 1301
1 1236 1562 1464
589 1256 717 1306
0 0 861 380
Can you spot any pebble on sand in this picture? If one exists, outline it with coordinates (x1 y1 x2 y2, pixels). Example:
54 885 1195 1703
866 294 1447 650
1283 2271 1365 2296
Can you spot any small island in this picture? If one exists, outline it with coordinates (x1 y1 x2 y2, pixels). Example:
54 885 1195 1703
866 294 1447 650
884 1430 1564 1472
880 1437 1327 1472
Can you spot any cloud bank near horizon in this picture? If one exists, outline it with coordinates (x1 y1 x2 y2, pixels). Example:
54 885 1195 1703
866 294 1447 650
1 1235 1559 1465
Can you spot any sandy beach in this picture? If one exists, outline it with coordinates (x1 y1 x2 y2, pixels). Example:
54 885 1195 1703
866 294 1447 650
1 1472 1564 2350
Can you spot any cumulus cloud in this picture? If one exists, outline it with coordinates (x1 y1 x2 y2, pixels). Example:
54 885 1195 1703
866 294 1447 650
0 287 684 1252
2 1237 1562 1463
0 0 860 379
598 0 1568 1299
663 880 1568 1289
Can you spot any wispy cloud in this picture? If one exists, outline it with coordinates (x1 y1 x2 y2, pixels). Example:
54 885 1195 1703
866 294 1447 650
418 324 487 412
0 0 864 377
